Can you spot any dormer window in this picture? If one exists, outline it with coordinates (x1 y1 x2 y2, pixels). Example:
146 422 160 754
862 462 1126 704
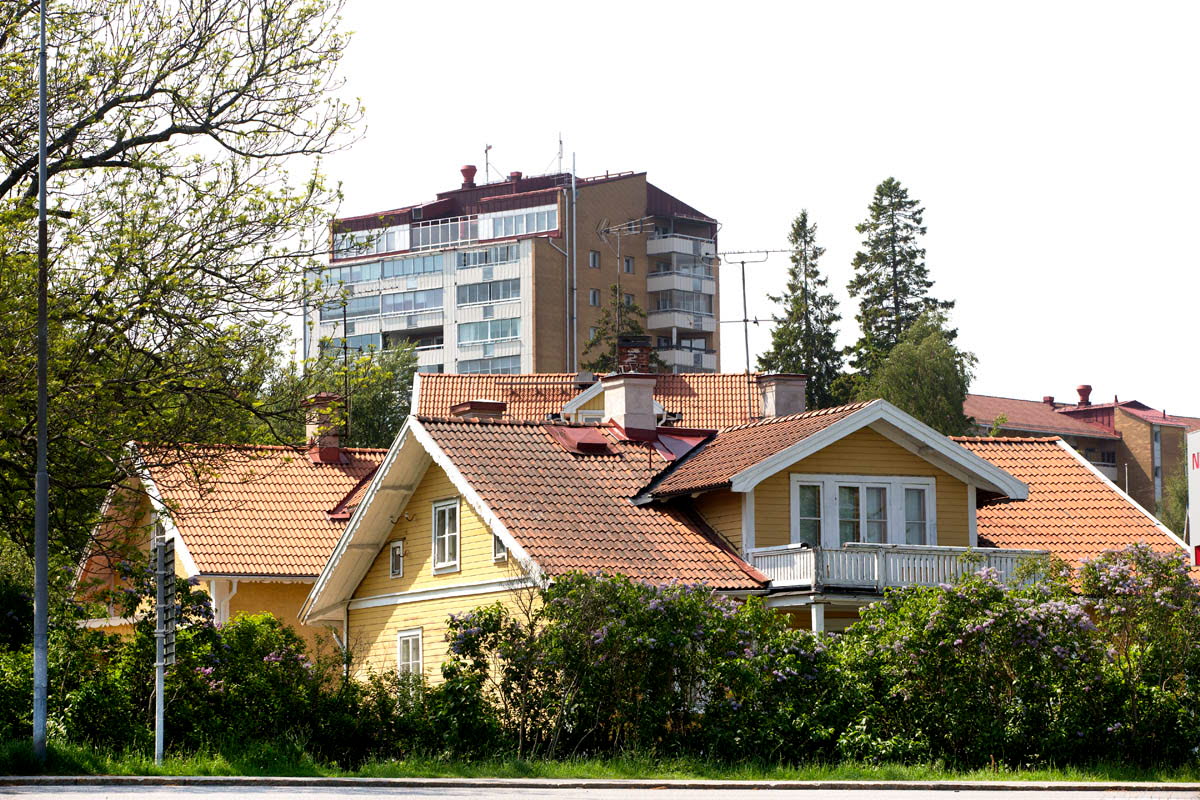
790 475 936 547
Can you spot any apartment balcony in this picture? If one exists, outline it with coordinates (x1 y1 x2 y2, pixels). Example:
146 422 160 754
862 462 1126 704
1092 462 1119 481
415 346 444 368
747 542 1045 593
657 346 717 372
646 271 716 295
379 309 444 333
647 234 716 259
647 309 716 333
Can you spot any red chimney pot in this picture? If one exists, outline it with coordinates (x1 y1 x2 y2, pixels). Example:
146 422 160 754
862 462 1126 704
460 164 477 188
508 170 523 181
1042 396 1055 406
1076 384 1092 407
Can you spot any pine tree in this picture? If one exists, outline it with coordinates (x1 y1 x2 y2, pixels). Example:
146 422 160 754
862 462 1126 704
846 178 953 377
757 210 844 408
580 285 667 373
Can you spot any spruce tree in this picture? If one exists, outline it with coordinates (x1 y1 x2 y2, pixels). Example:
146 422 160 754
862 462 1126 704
757 210 844 408
581 285 667 373
846 178 953 377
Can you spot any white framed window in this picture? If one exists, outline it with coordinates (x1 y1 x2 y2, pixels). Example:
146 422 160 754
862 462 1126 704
588 250 600 268
623 256 634 274
389 540 404 578
396 628 422 675
432 498 460 573
589 288 600 306
790 474 937 548
588 326 599 341
493 532 507 561
623 293 634 307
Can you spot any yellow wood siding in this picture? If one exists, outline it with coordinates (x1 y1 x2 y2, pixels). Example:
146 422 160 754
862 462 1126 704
353 463 514 600
579 393 605 412
753 428 970 548
226 581 333 650
348 588 531 680
695 490 742 552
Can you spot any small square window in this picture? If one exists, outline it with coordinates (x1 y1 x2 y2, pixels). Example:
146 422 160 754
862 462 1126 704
623 293 634 306
389 540 404 578
588 250 600 269
623 256 634 274
396 628 422 675
493 533 507 561
589 288 600 306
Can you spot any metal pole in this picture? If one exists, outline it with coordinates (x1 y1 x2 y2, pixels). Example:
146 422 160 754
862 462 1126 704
570 155 577 372
740 260 752 419
154 535 164 766
32 0 50 764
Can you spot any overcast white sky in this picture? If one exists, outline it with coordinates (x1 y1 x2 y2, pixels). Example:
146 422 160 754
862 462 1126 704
322 1 1197 413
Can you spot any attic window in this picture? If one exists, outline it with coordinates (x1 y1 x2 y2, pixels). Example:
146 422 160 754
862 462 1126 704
389 540 404 578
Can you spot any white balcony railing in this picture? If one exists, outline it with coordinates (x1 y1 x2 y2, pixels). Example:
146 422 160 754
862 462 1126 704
647 234 716 258
747 543 1046 592
647 309 717 333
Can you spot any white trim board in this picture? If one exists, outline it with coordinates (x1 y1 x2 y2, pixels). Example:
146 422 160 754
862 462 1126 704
728 400 1028 501
134 444 201 578
349 576 536 611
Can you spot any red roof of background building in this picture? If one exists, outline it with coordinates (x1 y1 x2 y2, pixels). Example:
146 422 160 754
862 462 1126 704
419 417 765 589
415 372 766 430
139 444 386 576
964 394 1120 439
954 437 1185 568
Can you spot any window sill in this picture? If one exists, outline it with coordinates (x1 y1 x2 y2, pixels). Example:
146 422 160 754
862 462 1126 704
432 563 460 576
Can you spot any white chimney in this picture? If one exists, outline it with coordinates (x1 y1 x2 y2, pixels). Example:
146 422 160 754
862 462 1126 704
602 373 657 440
759 374 808 417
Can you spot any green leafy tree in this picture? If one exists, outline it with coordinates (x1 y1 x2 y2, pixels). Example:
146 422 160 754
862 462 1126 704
757 210 845 408
1159 453 1189 535
0 0 359 560
580 285 667 374
857 311 976 435
846 178 954 377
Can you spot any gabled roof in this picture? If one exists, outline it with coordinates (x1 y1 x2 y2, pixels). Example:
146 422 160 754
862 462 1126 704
419 418 763 589
964 394 1120 439
415 372 765 429
136 444 386 577
643 400 1029 501
1116 406 1200 431
954 437 1188 568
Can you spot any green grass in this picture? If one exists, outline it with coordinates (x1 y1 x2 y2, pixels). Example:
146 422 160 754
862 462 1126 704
3 740 1200 782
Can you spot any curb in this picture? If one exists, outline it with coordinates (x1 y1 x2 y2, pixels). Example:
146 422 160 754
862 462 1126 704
4 776 1200 791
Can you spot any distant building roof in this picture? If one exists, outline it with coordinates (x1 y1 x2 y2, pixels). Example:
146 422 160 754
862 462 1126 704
415 372 767 430
964 393 1120 439
954 436 1186 568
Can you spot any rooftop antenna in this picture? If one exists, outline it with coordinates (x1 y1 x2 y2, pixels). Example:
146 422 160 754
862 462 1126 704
718 248 790 419
599 216 654 367
484 144 493 182
557 133 563 174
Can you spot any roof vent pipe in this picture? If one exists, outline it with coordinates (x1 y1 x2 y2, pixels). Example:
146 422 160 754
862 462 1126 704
509 170 523 181
460 164 477 188
1042 396 1055 406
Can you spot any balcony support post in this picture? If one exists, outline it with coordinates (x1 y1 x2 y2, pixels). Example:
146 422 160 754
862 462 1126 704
811 603 825 633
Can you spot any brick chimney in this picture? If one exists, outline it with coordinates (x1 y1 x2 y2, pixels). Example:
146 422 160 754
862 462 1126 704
616 335 652 374
1076 384 1093 407
460 164 477 188
303 392 345 464
602 373 657 441
450 399 506 421
1042 396 1055 406
759 374 808 417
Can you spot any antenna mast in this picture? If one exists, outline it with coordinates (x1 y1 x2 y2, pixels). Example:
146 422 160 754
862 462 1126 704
717 248 790 418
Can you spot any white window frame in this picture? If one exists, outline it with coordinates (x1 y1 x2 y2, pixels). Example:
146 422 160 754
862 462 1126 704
396 627 423 675
790 474 937 549
589 288 600 306
588 250 600 268
432 498 460 574
623 256 635 274
493 532 508 561
389 539 405 578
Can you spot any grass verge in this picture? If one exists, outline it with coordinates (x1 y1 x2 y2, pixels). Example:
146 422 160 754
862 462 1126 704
2 740 1200 782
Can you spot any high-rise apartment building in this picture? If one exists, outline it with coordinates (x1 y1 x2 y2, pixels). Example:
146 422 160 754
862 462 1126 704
306 166 720 374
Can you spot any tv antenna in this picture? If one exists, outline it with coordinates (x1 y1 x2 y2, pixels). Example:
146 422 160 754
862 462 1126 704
718 248 790 418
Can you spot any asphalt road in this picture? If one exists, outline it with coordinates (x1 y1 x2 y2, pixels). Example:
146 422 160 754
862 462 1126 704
3 787 1199 800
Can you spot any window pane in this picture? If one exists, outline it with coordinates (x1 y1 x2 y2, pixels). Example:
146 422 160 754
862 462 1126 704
865 520 887 543
905 521 926 546
865 487 887 521
839 520 859 546
796 518 820 548
796 485 820 518
838 486 859 520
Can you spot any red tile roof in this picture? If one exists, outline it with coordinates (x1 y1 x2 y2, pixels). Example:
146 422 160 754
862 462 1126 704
1116 406 1200 431
954 437 1184 568
964 394 1120 439
416 372 765 429
647 402 872 498
419 418 765 589
141 444 386 577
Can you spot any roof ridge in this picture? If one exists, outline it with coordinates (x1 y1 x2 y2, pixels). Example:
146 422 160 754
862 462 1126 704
952 436 1063 443
718 400 873 432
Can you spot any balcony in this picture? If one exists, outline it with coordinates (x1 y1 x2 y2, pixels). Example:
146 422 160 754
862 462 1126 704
1092 461 1118 481
647 271 716 295
747 542 1045 592
647 309 716 333
647 234 716 259
379 309 444 333
657 346 717 372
